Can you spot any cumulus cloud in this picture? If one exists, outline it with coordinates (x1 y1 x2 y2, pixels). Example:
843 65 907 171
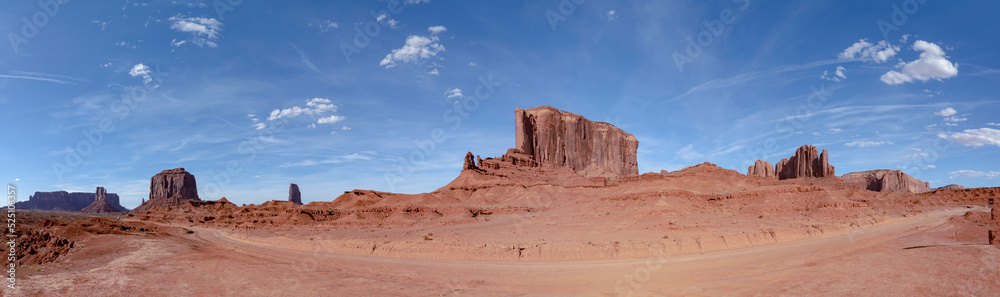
822 66 847 81
938 128 1000 147
128 63 152 83
845 140 893 147
880 40 959 85
987 122 1000 126
428 68 440 75
380 35 445 68
168 15 223 47
268 98 338 121
949 170 1000 179
428 26 447 35
445 88 463 99
317 115 345 124
838 39 899 63
607 10 618 21
934 107 957 117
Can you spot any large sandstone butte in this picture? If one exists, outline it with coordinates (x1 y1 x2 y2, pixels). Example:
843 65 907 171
10 191 126 212
775 145 835 180
514 106 638 178
289 183 302 205
81 187 122 213
842 170 931 193
747 159 775 178
132 168 201 213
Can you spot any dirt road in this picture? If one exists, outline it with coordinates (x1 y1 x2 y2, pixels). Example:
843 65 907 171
17 207 999 296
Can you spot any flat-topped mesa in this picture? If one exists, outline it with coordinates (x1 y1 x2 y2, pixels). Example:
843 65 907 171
842 170 931 193
132 168 201 213
775 145 835 180
289 183 302 205
514 106 638 178
81 186 122 213
747 160 775 178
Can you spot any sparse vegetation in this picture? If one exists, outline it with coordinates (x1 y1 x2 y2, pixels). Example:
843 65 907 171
424 233 433 240
662 235 669 239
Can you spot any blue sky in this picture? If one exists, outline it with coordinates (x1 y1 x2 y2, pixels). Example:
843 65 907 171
2 0 999 208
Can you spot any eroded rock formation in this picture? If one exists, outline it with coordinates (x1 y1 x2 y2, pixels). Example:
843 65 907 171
13 191 126 212
841 170 931 193
775 145 835 180
936 184 965 191
990 198 997 247
747 160 775 178
514 106 638 178
289 183 302 205
132 168 201 213
463 152 479 171
81 187 121 213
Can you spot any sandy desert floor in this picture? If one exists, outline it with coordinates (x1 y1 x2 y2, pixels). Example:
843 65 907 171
10 205 998 296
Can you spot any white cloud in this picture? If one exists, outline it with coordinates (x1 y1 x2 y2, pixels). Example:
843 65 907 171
168 15 223 48
388 19 400 28
404 0 430 4
987 122 1000 126
925 165 936 169
101 62 112 68
380 35 445 68
880 40 958 85
944 116 967 122
677 144 704 161
949 170 1000 179
341 126 351 130
428 68 440 75
845 140 893 147
821 66 847 82
938 128 1000 147
268 98 338 121
251 123 266 130
934 107 957 117
317 115 345 124
838 39 898 63
428 26 447 35
445 88 463 99
607 10 618 21
128 64 152 83
170 39 187 47
828 128 843 133
468 62 477 67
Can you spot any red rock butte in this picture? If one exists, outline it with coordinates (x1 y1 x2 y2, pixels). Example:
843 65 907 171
514 106 638 178
132 168 201 213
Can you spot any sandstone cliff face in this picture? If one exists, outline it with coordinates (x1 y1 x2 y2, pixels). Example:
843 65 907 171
289 183 302 205
132 168 201 213
16 191 126 212
775 145 835 180
81 187 122 213
747 160 775 178
514 106 638 178
841 170 931 193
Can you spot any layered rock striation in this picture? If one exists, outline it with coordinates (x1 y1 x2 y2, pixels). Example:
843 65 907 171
775 145 835 180
132 168 201 213
289 183 302 205
514 106 638 178
841 170 931 193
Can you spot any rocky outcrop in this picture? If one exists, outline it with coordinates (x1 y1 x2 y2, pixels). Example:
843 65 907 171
775 145 835 180
841 170 931 193
289 183 302 205
991 199 997 247
747 160 775 178
81 187 121 213
514 106 638 178
132 168 201 213
13 190 126 212
463 152 479 171
936 184 965 191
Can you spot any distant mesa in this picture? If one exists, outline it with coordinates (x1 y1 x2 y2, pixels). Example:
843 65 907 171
10 190 127 212
747 145 834 180
513 106 638 178
132 168 201 213
936 184 965 191
842 169 931 194
81 186 122 213
289 183 302 205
